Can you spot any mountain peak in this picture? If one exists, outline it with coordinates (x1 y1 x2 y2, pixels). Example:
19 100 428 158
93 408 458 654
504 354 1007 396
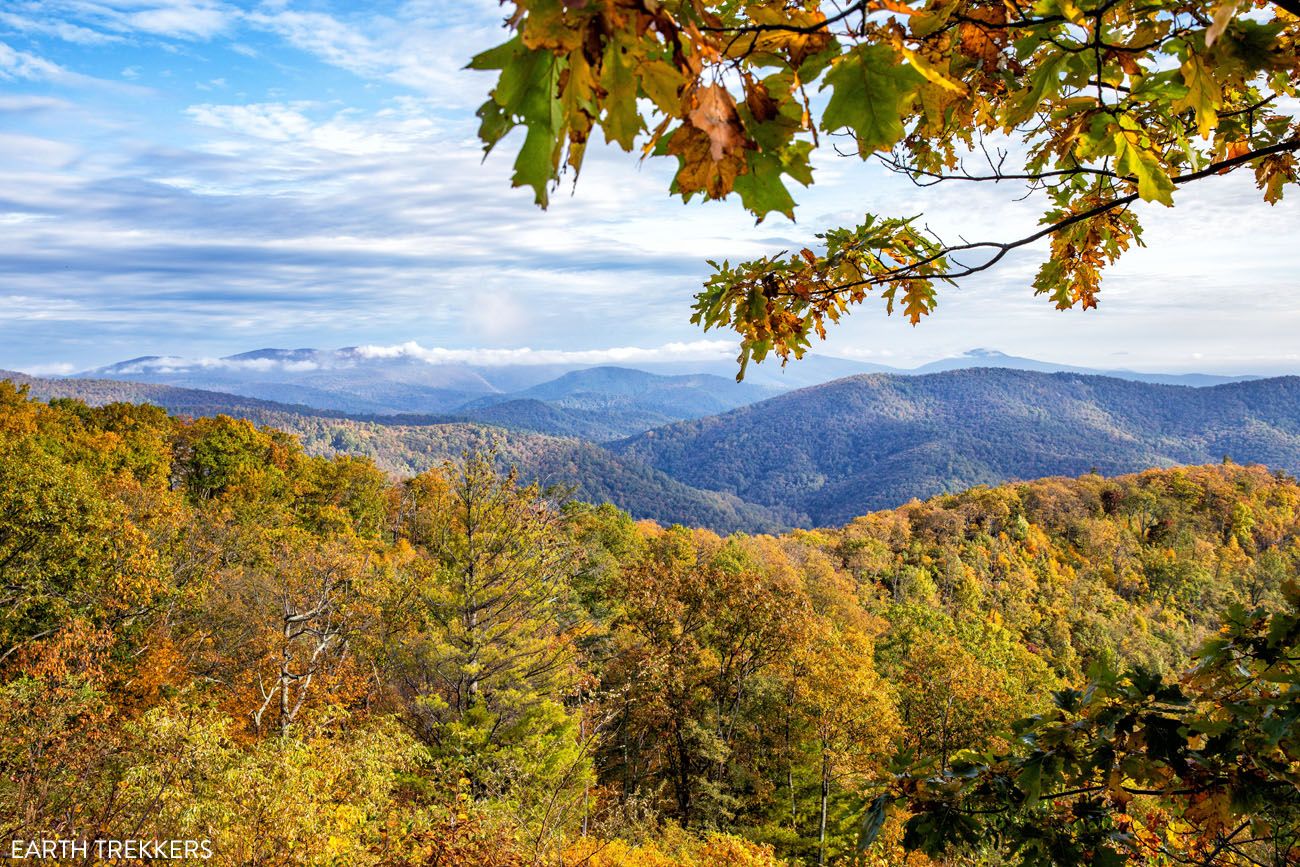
223 348 321 362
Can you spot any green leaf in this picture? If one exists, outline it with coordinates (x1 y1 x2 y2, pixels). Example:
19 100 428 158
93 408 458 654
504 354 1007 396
911 0 959 38
467 36 521 71
820 44 920 154
513 124 558 207
1003 52 1067 129
495 48 556 125
1176 55 1221 139
476 98 513 154
639 59 685 115
601 42 641 150
734 152 796 221
1114 130 1176 206
1019 753 1045 805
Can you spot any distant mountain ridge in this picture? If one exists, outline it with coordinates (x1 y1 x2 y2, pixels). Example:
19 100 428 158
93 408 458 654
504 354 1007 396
905 348 1257 386
613 368 1300 526
1 370 791 533
72 345 1263 425
461 366 785 429
10 361 1298 532
78 351 782 432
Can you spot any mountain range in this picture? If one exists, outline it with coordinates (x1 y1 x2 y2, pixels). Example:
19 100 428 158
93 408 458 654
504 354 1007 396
613 369 1300 526
73 346 1260 422
4 349 1296 532
0 370 795 532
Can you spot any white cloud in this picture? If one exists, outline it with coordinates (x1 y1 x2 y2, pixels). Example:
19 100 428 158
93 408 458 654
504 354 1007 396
0 11 122 44
123 1 234 39
106 356 323 374
0 1 238 46
82 342 741 375
0 40 153 93
15 361 77 376
0 42 71 82
185 100 437 155
0 95 73 112
244 3 503 107
353 341 739 367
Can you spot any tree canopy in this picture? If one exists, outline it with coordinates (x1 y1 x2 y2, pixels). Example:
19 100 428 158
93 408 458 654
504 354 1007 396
470 0 1300 376
4 382 1299 863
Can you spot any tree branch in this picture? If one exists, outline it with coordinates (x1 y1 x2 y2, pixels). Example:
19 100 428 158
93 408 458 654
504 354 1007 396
815 137 1300 296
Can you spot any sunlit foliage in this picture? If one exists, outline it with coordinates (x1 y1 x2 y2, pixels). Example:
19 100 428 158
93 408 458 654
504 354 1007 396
1 383 1297 863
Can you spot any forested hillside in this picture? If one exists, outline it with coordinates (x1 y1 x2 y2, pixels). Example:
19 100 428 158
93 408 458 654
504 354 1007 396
2 384 1296 865
1 370 677 441
14 368 1300 533
78 353 783 428
616 369 1300 526
463 366 785 420
3 372 791 531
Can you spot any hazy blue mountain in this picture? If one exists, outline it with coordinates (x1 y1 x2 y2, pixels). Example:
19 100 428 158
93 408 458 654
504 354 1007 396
464 366 784 423
636 349 1260 387
910 348 1258 386
11 365 1300 533
636 354 901 387
85 348 501 414
76 346 1262 423
3 370 334 417
78 351 785 430
613 369 1300 527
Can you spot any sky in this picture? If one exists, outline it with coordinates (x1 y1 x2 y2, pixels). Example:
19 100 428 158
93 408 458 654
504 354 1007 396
1 0 1298 377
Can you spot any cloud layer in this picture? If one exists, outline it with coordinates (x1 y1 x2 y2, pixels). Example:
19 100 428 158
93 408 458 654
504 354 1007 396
0 1 1298 377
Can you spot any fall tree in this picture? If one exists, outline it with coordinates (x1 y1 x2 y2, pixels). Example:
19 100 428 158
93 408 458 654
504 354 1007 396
471 0 1300 375
787 624 900 866
379 453 593 854
865 582 1300 865
4 384 1300 865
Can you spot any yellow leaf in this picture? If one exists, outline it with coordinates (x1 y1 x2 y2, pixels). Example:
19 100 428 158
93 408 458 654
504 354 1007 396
901 46 967 95
1206 2 1237 47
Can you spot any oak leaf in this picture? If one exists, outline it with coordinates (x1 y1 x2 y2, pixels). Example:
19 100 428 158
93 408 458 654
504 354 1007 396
688 83 747 161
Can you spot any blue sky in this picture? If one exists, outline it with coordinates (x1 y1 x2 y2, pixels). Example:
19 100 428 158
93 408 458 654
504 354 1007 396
1 0 1298 376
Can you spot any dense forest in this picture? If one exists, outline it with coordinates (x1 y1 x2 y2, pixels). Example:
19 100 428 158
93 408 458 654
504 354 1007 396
15 368 1300 536
2 383 1298 864
5 372 792 533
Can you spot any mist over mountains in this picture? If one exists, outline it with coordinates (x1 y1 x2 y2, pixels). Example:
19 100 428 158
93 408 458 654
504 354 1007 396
4 347 1293 531
76 345 1259 416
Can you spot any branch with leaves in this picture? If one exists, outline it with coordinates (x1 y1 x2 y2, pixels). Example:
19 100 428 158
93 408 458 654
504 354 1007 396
471 0 1300 377
858 580 1300 865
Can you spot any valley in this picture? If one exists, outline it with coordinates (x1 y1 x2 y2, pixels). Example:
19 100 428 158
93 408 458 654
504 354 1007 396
7 356 1298 532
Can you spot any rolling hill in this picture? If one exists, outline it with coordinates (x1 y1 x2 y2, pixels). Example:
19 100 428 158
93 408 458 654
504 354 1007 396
12 366 1300 532
461 366 784 433
1 371 791 533
612 369 1300 526
79 353 782 433
77 347 1260 419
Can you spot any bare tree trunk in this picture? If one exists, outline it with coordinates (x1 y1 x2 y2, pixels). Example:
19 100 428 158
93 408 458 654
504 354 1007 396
785 693 797 831
279 618 291 738
818 748 830 867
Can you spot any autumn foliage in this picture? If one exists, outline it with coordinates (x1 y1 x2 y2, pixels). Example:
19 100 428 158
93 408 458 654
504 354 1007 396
1 382 1298 863
470 0 1300 375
